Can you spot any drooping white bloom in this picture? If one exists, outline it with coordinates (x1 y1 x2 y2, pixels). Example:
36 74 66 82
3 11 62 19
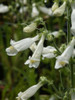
25 35 44 68
19 7 28 13
71 3 75 36
39 6 53 16
31 3 39 18
16 76 47 100
0 4 9 13
6 35 39 56
23 22 37 33
30 43 56 59
42 46 56 59
19 0 27 5
16 82 42 100
52 2 58 12
55 38 75 69
53 2 66 16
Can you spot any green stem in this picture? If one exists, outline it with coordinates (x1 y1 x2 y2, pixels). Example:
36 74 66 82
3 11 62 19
70 60 74 88
67 4 71 43
59 70 64 90
52 84 62 99
67 3 74 88
53 40 62 55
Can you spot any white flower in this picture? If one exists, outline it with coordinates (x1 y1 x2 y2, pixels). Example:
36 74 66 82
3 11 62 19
19 7 28 13
16 82 42 100
29 42 36 52
47 30 65 41
19 0 27 5
30 43 56 59
39 6 53 16
0 4 9 13
49 95 56 100
23 22 37 33
50 31 59 38
6 35 39 56
42 46 56 59
53 2 66 16
25 35 44 68
52 2 58 12
31 3 39 18
71 4 75 36
55 38 75 69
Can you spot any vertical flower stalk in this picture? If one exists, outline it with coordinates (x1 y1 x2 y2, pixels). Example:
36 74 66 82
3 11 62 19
67 2 71 43
67 1 74 88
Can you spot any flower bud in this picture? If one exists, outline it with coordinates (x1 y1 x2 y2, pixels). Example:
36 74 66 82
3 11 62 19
31 3 39 18
23 22 37 33
52 2 58 12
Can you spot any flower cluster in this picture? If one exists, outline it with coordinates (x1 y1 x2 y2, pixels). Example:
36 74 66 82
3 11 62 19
5 0 75 99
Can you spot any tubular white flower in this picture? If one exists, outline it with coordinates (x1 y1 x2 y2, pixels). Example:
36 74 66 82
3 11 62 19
16 82 42 100
42 46 56 59
31 3 39 18
25 35 44 68
19 0 27 5
55 38 75 69
0 4 9 13
52 2 58 12
30 43 56 59
53 2 66 16
71 4 75 36
6 35 39 56
39 6 53 16
23 22 37 33
19 7 28 13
